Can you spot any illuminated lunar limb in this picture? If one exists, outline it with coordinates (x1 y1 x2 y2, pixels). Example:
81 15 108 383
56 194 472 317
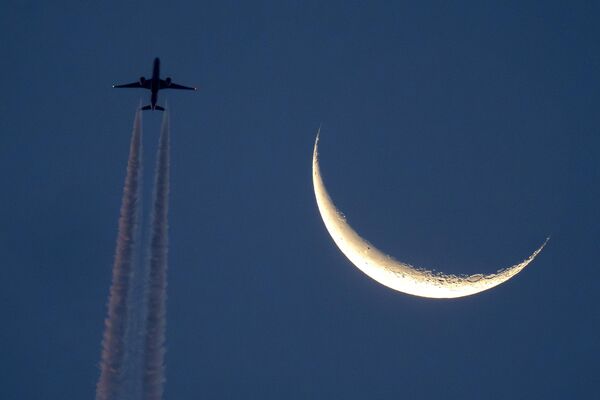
312 131 548 299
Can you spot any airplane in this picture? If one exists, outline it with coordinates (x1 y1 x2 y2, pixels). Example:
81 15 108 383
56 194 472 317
113 58 196 111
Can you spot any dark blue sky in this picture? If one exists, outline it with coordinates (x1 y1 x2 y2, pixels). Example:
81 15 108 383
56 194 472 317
1 1 599 399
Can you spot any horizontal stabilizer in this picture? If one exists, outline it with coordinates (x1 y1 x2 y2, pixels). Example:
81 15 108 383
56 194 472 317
140 105 165 111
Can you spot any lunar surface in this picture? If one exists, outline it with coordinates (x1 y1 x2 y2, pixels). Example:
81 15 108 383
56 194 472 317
312 132 548 298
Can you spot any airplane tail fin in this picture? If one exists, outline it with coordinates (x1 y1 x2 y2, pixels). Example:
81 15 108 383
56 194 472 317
154 105 165 111
141 105 152 111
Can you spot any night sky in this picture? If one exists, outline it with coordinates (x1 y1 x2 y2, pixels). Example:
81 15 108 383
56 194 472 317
1 1 599 399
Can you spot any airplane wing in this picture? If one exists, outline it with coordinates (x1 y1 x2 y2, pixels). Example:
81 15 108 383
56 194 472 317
113 80 151 89
160 79 196 90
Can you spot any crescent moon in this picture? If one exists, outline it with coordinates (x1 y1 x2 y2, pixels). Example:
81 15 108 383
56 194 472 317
312 131 548 299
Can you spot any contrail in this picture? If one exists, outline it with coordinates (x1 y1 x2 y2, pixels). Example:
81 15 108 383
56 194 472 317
96 110 143 400
120 103 148 400
142 110 170 400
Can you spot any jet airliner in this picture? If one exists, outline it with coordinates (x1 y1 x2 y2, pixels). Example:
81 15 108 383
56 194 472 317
113 58 196 111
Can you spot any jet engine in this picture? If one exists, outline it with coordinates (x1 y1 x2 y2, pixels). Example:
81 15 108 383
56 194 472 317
165 77 172 86
139 76 146 85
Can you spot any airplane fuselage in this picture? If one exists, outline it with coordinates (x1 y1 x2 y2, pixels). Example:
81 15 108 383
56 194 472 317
150 58 160 108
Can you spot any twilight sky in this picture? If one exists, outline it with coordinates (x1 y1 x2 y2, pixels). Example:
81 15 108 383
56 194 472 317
1 1 598 399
